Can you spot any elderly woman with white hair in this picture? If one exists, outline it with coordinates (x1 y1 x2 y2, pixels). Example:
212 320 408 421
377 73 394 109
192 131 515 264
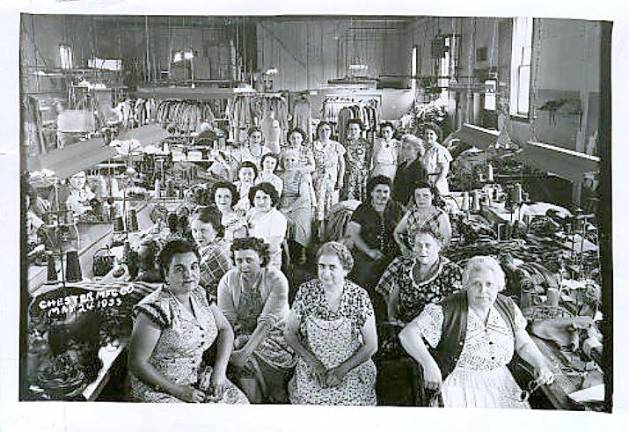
391 134 428 205
399 256 555 408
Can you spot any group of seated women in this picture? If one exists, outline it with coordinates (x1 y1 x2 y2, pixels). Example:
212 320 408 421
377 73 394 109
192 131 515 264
127 119 555 407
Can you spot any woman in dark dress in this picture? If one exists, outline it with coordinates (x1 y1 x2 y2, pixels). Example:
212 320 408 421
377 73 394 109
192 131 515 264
392 134 428 206
345 175 405 315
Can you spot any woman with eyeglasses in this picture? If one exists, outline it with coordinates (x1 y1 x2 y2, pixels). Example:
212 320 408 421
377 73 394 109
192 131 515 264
399 256 555 408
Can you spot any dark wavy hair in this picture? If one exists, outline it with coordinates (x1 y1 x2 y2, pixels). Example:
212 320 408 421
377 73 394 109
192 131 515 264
287 127 307 142
157 238 200 278
315 121 333 137
260 153 280 172
346 118 364 130
380 121 395 132
366 175 392 201
191 206 225 238
210 181 240 208
422 122 443 142
231 236 271 267
248 182 280 208
247 126 263 137
238 161 259 179
411 180 440 206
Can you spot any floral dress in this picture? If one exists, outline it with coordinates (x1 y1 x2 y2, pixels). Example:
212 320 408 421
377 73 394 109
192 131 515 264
343 138 372 202
129 286 249 404
222 211 247 243
411 303 531 409
375 256 463 357
288 279 377 406
218 267 295 402
312 140 346 221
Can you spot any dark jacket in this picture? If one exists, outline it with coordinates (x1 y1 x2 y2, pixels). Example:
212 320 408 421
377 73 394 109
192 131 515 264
392 158 428 205
433 292 517 381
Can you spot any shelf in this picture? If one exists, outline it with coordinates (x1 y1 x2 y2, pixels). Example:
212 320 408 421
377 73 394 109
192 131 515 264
133 86 236 101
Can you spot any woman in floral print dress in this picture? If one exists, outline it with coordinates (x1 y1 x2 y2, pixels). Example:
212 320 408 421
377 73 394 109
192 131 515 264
285 242 378 406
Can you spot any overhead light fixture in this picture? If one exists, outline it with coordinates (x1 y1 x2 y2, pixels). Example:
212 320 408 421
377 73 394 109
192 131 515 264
265 68 279 75
173 52 183 63
183 50 195 60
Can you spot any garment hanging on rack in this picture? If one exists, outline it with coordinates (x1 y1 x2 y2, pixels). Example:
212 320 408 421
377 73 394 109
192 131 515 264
229 94 289 143
320 97 381 136
156 99 216 134
292 97 312 141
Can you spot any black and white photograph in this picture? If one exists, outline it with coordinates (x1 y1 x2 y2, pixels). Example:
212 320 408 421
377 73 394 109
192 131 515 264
2 0 628 430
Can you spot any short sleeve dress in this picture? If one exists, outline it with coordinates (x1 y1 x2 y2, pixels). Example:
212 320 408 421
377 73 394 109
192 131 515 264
411 302 530 409
288 279 377 406
312 140 346 221
422 143 453 195
129 286 248 404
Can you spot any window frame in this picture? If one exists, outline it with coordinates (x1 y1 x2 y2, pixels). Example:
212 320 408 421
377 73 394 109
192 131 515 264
509 17 534 119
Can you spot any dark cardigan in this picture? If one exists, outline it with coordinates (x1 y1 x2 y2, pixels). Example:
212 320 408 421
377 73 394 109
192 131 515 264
432 292 517 381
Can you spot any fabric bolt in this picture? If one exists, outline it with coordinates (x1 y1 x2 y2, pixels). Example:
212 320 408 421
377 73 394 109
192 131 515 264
422 143 453 195
343 138 372 202
246 207 287 269
371 138 399 179
279 170 313 247
312 140 346 221
218 267 295 401
129 286 248 404
198 241 233 304
411 301 530 409
256 172 284 197
288 279 377 406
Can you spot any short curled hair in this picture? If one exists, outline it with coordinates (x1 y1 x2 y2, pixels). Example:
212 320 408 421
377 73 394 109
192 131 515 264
366 175 392 201
287 127 307 142
316 241 354 272
423 122 443 142
238 161 259 179
346 118 364 130
380 121 395 132
247 126 263 137
249 182 280 208
413 225 444 249
462 255 506 292
157 238 200 278
210 181 240 208
231 236 271 267
411 180 440 205
315 121 333 137
260 153 280 172
191 206 225 238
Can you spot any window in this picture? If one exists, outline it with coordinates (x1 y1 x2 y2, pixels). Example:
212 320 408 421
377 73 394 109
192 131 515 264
509 18 533 117
59 44 73 70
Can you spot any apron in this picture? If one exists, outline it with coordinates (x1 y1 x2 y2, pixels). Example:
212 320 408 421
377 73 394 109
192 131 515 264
289 316 377 406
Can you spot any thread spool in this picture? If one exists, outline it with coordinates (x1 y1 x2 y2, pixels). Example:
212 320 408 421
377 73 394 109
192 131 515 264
128 209 139 232
472 190 481 212
509 183 523 204
487 163 494 182
113 216 125 233
46 253 58 282
154 178 161 199
546 288 560 307
64 250 83 283
461 191 470 211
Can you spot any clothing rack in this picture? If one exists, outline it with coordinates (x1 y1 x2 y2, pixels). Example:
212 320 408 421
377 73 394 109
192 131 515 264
229 93 289 143
320 95 382 141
